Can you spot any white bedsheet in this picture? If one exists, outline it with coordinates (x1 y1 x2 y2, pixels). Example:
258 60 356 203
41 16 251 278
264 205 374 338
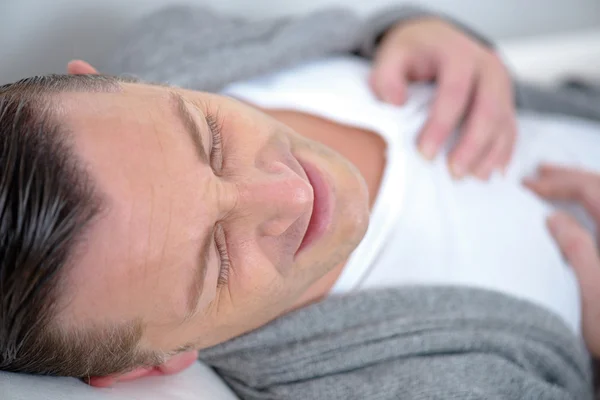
0 362 238 400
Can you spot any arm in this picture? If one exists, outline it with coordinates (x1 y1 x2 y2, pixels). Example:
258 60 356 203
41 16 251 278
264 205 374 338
100 5 361 92
356 4 494 59
100 4 495 93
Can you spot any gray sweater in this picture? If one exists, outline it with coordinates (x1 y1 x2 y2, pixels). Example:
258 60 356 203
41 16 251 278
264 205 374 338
200 287 592 400
101 5 595 399
102 4 600 122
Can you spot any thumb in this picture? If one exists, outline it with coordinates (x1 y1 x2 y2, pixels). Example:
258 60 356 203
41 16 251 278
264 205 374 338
369 51 410 106
548 212 600 281
548 212 600 355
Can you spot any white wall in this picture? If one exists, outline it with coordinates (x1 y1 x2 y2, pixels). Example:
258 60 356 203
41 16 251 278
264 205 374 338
1 0 599 85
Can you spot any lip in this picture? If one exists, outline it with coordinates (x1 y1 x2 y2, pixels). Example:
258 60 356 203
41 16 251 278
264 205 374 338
295 160 334 256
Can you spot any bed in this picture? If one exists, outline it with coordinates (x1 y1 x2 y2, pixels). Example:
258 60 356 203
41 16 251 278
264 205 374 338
1 1 600 399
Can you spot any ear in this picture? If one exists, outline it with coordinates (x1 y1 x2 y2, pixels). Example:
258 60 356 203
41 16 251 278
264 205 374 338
85 350 199 388
67 60 99 75
86 367 161 388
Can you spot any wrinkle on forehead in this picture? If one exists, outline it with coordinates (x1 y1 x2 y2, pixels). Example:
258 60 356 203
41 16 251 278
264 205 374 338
56 83 218 331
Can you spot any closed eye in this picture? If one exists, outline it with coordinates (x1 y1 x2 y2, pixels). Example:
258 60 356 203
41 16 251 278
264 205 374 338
206 111 224 171
214 224 230 287
205 111 229 286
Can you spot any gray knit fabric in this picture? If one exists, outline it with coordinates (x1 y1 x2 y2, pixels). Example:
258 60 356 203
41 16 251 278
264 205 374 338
101 6 359 92
199 287 592 400
101 4 600 122
100 4 491 94
516 81 600 123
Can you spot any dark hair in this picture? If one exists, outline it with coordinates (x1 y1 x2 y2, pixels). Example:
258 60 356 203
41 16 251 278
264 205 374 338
0 74 164 379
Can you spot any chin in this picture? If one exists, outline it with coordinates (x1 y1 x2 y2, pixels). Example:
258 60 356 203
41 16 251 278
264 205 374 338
338 186 370 247
330 157 370 254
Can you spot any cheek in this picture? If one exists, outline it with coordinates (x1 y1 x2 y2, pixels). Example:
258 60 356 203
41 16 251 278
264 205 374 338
129 176 216 324
194 244 220 311
224 237 286 297
232 241 276 282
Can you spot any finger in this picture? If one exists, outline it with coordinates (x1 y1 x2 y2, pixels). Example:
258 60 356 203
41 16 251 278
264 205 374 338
417 56 476 161
67 60 99 75
473 132 507 180
524 166 600 224
548 212 600 354
538 163 600 182
369 50 412 105
499 114 517 173
449 60 512 178
448 83 497 178
549 212 600 276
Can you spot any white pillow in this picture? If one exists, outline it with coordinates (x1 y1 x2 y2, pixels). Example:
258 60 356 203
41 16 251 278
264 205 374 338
0 361 239 400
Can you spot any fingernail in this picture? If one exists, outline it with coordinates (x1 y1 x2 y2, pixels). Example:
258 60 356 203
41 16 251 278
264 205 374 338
451 163 465 179
473 165 490 181
474 170 486 181
419 141 436 160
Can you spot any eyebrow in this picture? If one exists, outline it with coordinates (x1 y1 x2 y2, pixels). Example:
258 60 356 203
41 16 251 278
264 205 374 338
183 226 214 322
170 91 209 165
168 91 213 321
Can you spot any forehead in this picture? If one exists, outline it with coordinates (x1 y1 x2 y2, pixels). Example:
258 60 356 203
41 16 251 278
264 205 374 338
58 82 171 118
58 83 190 210
58 83 214 326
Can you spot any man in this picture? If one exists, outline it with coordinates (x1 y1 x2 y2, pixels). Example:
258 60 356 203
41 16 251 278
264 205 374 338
1 4 598 398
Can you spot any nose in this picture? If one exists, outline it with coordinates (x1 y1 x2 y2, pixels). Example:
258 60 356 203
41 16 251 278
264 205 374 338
237 161 313 237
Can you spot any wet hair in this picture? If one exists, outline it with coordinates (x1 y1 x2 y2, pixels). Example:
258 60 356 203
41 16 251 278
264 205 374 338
0 74 165 379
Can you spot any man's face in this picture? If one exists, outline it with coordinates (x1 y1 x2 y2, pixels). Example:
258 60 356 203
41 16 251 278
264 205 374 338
57 82 369 355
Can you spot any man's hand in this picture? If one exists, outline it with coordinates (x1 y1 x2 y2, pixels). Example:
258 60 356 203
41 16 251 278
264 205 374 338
525 164 600 356
370 18 517 180
87 350 199 388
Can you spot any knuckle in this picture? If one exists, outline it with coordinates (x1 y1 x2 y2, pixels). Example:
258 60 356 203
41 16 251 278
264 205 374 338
581 186 596 204
477 93 500 120
507 115 518 136
429 118 453 138
492 135 508 155
445 79 470 99
463 128 487 149
455 37 479 55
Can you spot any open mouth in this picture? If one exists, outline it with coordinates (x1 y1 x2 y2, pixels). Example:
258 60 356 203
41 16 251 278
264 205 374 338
295 160 334 256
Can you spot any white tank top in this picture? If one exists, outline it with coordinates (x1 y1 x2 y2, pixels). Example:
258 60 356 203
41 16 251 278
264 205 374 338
222 55 600 335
